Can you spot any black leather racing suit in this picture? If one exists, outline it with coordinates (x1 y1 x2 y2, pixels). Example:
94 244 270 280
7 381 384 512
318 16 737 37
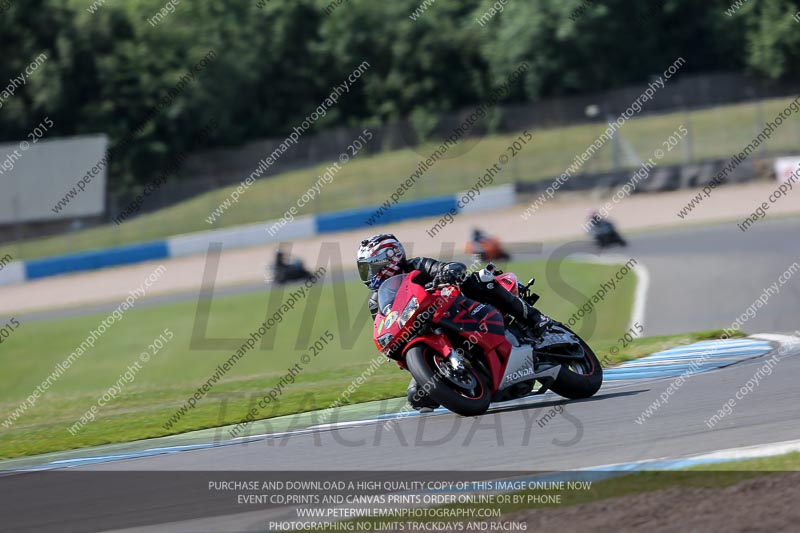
368 257 546 410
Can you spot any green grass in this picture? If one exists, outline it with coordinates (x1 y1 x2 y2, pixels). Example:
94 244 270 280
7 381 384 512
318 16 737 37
688 451 800 471
5 96 800 261
0 258 639 459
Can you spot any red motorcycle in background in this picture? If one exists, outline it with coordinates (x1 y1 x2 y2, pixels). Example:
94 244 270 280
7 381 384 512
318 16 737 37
373 265 602 416
465 230 511 261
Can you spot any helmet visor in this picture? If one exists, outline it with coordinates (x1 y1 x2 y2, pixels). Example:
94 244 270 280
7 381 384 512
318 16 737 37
357 250 391 283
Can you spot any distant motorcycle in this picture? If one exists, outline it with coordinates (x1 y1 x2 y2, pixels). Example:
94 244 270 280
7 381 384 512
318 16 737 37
465 234 511 261
270 248 313 285
588 219 627 249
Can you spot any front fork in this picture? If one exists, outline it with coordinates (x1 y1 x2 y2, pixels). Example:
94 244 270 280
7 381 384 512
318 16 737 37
403 331 471 374
403 331 506 394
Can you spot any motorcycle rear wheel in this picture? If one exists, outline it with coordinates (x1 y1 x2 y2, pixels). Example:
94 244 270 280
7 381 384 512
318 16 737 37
547 327 603 400
406 345 491 417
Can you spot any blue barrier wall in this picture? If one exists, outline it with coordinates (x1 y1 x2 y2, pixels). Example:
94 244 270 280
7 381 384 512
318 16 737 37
24 241 170 280
315 195 457 234
4 185 515 286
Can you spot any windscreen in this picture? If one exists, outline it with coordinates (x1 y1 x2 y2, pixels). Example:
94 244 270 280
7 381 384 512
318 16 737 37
376 274 407 316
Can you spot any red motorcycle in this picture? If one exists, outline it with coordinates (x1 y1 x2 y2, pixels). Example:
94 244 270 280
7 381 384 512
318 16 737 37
373 265 602 416
464 235 511 261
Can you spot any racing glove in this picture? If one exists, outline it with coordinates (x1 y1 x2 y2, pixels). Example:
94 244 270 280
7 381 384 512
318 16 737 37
438 262 467 285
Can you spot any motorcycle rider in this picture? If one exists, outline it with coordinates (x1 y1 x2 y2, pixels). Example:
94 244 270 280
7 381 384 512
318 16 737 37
273 244 313 284
357 233 551 411
586 209 603 231
274 245 289 271
586 209 626 247
470 228 486 257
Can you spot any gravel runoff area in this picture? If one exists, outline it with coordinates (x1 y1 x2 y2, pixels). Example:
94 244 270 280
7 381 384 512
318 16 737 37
442 472 800 533
2 180 798 315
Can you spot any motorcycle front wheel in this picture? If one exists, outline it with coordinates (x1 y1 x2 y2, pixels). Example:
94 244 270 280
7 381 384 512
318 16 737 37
405 345 491 417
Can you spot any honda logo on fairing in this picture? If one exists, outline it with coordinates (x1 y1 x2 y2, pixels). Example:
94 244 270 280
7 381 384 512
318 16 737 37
504 367 534 383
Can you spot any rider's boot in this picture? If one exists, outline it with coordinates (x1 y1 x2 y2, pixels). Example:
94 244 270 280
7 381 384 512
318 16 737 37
501 292 552 339
407 378 439 412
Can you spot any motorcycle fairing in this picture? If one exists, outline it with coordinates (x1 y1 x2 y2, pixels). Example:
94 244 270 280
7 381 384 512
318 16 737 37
373 271 439 355
497 330 561 391
496 272 520 297
435 293 506 338
432 291 513 391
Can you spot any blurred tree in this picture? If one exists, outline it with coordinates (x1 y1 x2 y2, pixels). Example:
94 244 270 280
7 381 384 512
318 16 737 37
0 0 795 196
742 0 800 79
478 0 748 100
315 0 485 122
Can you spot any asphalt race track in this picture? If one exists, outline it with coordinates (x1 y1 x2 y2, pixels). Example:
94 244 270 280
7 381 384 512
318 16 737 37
620 216 800 336
512 215 800 337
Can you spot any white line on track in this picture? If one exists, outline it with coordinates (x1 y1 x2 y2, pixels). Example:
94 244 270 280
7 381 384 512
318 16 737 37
630 261 649 334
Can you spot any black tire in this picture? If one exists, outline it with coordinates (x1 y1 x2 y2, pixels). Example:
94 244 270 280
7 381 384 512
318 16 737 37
548 326 603 400
405 345 491 417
